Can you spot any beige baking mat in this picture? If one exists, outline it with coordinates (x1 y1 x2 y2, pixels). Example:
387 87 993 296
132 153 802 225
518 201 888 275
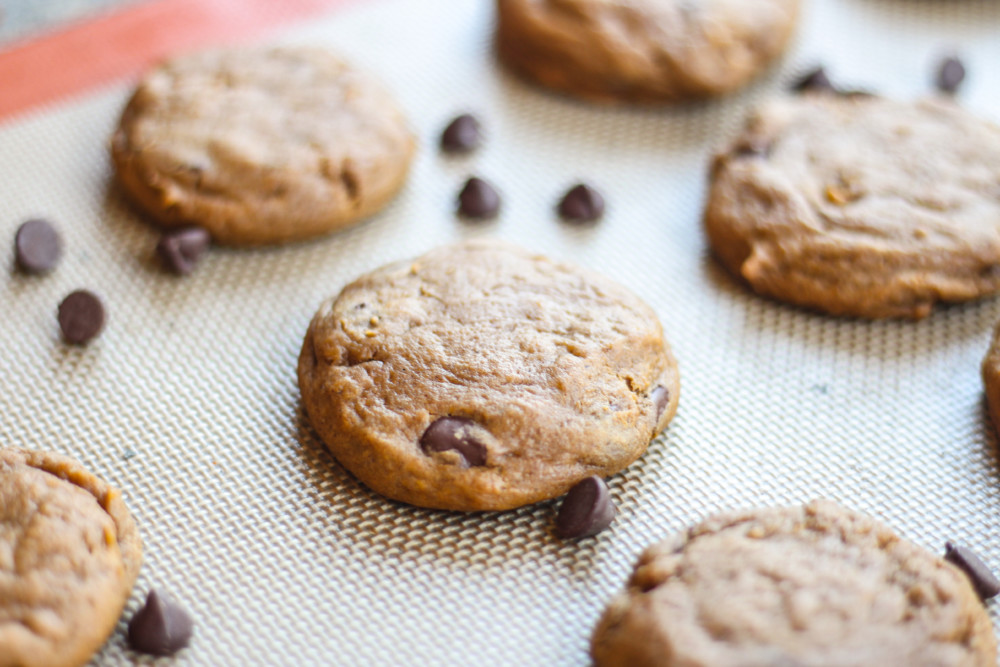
3 0 1000 664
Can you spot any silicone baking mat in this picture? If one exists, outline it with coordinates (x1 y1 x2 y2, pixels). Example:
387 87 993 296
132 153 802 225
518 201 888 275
2 0 1000 664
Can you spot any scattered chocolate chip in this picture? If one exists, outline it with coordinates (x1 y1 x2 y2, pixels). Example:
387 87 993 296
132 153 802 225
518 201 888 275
128 590 194 656
156 227 211 275
791 66 834 93
945 542 1000 600
57 290 105 344
558 183 605 223
457 177 500 220
420 417 487 466
651 386 670 421
935 55 966 95
14 218 62 273
556 476 616 539
441 114 482 153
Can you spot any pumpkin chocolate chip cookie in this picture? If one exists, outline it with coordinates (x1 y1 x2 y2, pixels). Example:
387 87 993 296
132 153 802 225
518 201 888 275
705 93 1000 318
0 447 142 667
111 46 415 246
298 240 680 511
496 0 800 104
592 500 998 666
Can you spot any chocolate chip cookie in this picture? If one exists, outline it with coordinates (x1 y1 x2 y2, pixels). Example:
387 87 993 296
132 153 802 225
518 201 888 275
111 46 415 246
705 94 1000 318
496 0 800 103
298 240 680 511
591 500 997 666
0 448 143 667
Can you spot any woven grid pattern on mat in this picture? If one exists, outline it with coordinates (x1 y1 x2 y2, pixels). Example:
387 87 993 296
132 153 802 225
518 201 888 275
2 0 1000 664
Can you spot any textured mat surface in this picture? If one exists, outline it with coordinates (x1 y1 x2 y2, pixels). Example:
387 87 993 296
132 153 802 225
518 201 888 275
2 0 1000 664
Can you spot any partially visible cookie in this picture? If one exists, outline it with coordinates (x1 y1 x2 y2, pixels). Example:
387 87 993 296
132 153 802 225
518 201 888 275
496 0 800 103
111 46 415 246
591 500 997 667
705 93 1000 318
981 322 1000 432
298 240 680 511
0 448 143 667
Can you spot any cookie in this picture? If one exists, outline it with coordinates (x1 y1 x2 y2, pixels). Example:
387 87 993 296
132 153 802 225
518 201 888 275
0 448 143 667
111 46 415 246
981 322 1000 432
495 0 800 104
298 240 680 511
705 94 1000 318
591 500 997 667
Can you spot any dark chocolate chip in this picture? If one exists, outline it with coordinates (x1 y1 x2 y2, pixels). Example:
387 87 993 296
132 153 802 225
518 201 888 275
556 476 616 539
156 227 210 275
57 290 105 344
420 417 488 466
15 218 62 273
128 590 194 656
457 177 500 220
945 542 1000 600
558 183 605 223
651 385 670 421
791 66 834 93
441 114 482 153
936 55 966 95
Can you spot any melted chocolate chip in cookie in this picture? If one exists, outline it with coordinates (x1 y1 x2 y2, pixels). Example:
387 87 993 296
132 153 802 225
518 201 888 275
651 386 670 420
157 227 210 275
945 542 1000 600
420 417 488 466
556 476 616 539
791 66 834 94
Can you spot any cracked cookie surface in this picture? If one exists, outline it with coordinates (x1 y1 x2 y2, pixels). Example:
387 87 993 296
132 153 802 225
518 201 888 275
705 94 1000 318
298 240 680 511
111 46 415 246
0 448 142 667
592 500 997 667
496 0 800 103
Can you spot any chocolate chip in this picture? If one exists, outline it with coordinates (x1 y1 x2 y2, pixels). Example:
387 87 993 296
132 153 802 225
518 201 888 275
651 385 670 420
441 114 482 153
556 476 616 539
57 290 105 344
558 183 605 223
935 55 966 95
156 227 210 275
945 542 1000 600
14 218 61 273
733 138 770 158
791 66 834 93
128 590 194 656
457 177 500 220
420 417 488 467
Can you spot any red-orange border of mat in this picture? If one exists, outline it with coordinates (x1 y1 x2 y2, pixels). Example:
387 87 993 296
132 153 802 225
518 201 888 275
0 0 357 122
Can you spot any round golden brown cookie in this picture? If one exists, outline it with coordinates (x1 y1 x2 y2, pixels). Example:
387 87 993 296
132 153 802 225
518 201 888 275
591 500 997 667
495 0 800 104
0 448 143 667
111 46 415 246
298 240 680 511
705 93 1000 318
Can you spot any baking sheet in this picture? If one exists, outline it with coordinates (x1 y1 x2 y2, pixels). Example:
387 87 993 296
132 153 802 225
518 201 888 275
2 0 1000 664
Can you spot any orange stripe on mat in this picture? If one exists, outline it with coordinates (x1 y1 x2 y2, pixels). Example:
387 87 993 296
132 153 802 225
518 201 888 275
0 0 357 121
